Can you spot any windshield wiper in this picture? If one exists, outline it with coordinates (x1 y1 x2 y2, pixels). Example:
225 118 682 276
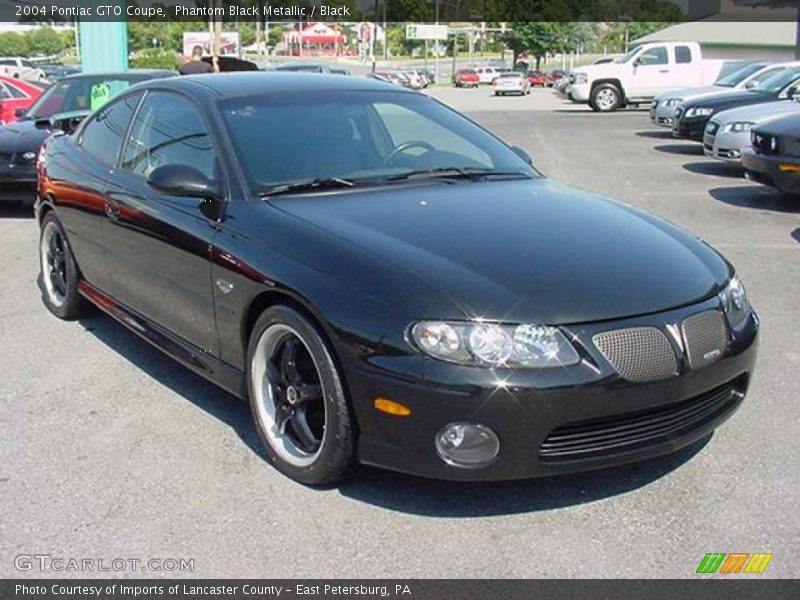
258 177 355 197
386 167 533 182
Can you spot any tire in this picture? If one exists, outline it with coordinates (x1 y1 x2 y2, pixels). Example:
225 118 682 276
247 305 356 485
590 83 622 112
39 211 88 320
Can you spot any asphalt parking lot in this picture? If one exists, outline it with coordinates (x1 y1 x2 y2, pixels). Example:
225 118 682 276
1 86 798 579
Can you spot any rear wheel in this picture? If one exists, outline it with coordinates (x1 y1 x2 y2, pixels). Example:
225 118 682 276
38 212 88 320
247 305 356 485
590 83 622 112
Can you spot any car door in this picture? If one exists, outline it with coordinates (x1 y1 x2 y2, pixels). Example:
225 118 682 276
54 91 144 293
628 45 671 99
669 45 701 89
103 90 221 356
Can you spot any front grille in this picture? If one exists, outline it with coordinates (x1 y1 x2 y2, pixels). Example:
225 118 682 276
593 327 677 382
706 121 719 135
784 137 800 158
0 151 13 163
539 377 746 461
682 310 727 370
752 132 778 154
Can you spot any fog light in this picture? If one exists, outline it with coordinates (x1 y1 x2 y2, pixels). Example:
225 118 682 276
435 422 499 468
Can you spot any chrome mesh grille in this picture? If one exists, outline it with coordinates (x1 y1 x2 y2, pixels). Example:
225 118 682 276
682 310 727 370
593 327 677 382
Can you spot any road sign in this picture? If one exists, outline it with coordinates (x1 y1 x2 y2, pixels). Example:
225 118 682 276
406 24 448 41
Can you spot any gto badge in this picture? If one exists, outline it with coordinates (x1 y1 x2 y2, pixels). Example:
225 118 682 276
215 278 234 294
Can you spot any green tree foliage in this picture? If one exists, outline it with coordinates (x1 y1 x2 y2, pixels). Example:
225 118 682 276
0 32 29 57
130 48 180 70
27 27 64 56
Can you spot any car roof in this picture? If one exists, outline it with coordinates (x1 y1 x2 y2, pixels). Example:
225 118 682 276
136 71 414 98
59 69 175 82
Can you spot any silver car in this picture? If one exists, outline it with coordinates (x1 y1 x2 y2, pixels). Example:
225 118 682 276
649 61 799 128
703 96 800 163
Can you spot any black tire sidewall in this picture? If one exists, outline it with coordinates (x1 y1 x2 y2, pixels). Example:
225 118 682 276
39 212 85 320
246 305 355 486
590 84 621 112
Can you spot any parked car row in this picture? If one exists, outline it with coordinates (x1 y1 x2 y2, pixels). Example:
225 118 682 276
373 68 435 89
649 61 800 197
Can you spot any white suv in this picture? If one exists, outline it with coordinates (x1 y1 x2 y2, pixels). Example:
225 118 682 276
474 66 506 85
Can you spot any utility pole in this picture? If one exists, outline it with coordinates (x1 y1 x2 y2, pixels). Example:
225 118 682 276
434 0 440 81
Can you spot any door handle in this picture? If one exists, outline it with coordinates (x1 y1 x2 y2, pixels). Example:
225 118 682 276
105 196 121 219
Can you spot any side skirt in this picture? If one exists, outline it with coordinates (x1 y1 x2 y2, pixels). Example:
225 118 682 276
78 281 247 399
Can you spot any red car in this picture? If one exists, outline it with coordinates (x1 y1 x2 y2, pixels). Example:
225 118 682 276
0 76 44 125
452 69 479 88
528 71 553 87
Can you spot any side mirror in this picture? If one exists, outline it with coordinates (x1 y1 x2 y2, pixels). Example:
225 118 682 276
744 80 757 89
14 107 26 118
147 164 221 199
633 57 642 68
511 145 533 166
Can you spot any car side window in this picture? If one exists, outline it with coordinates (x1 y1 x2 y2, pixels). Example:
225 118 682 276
80 92 142 166
121 91 215 180
675 46 692 64
638 47 668 66
5 83 27 99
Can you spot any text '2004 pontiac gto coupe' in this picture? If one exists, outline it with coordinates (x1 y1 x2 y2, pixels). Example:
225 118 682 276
36 74 758 484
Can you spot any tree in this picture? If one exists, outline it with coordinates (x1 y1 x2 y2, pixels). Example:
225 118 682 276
504 22 568 69
0 32 29 57
26 27 64 56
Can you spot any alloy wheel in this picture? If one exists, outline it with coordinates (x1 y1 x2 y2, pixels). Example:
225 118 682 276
40 221 68 307
251 324 326 467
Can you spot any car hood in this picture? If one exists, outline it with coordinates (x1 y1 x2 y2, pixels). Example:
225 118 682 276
712 100 800 125
682 90 775 110
270 179 731 324
755 112 800 136
656 85 724 102
0 118 49 154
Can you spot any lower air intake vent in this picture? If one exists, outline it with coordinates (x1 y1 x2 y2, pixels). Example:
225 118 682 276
593 327 677 382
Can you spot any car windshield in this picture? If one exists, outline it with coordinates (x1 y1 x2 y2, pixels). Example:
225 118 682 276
26 75 144 120
615 47 640 64
715 63 768 87
750 68 800 94
219 90 538 193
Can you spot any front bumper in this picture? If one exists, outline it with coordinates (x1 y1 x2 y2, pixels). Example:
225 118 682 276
0 161 37 185
570 82 590 102
703 127 748 164
347 298 759 481
650 102 680 128
742 149 800 195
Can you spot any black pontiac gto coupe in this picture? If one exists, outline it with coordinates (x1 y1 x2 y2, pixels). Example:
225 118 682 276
36 74 759 484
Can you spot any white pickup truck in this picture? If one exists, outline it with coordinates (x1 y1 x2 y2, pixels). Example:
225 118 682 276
569 42 726 112
0 57 45 81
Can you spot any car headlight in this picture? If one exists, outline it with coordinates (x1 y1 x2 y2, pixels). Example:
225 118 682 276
410 321 581 368
724 121 754 133
573 73 587 85
719 276 750 327
685 107 714 118
665 98 683 107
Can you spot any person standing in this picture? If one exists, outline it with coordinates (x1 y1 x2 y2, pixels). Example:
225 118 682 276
179 45 218 75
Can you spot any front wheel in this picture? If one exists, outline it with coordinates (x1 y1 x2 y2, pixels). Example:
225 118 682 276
590 83 622 112
247 305 356 485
